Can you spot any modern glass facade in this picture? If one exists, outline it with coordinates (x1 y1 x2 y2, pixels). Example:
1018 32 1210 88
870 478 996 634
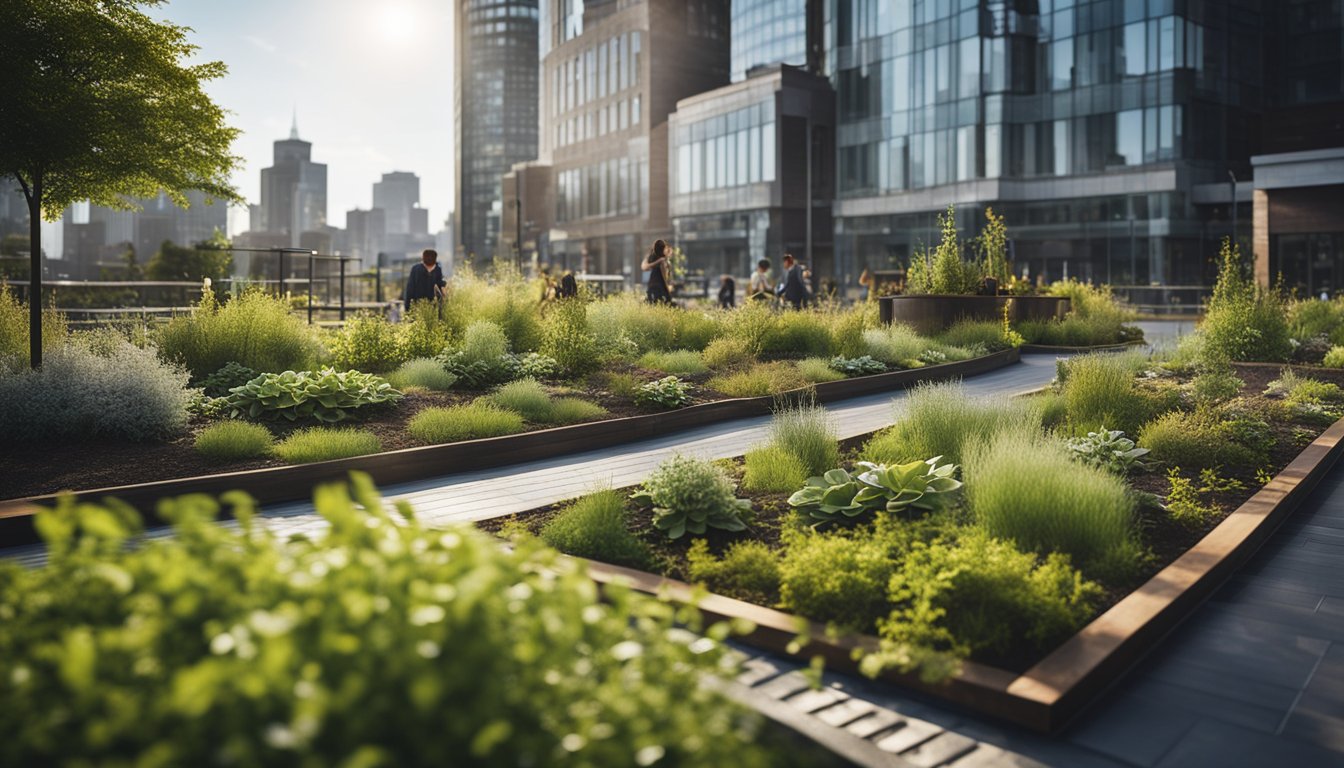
732 0 809 80
827 0 1266 290
455 0 539 260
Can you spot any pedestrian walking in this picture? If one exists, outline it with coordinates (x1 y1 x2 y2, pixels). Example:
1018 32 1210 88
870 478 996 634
642 239 673 305
404 248 446 311
776 253 811 310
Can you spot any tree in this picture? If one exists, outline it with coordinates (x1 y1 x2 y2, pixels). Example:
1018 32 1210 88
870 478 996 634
0 0 241 368
146 233 232 283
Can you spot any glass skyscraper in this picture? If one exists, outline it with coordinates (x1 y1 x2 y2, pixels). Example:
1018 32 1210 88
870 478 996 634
827 0 1270 290
731 0 822 81
455 0 540 260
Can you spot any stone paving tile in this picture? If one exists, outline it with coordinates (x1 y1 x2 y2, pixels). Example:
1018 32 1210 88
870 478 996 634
899 732 978 767
753 671 814 701
845 710 907 740
785 686 849 714
873 719 943 755
948 744 1047 768
814 697 880 728
1153 718 1343 768
736 656 785 688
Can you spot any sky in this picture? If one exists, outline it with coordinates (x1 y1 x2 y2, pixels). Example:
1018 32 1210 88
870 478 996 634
154 0 457 235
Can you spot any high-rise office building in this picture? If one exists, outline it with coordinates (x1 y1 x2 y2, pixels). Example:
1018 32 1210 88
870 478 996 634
347 171 434 268
259 118 327 248
506 0 730 276
373 172 428 238
730 0 822 81
454 0 540 260
62 191 228 275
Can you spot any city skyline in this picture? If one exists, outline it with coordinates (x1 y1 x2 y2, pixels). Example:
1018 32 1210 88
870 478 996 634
150 0 458 235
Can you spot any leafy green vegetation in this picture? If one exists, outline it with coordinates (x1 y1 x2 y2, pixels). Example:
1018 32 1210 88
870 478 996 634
407 403 525 443
778 530 893 633
1060 351 1156 434
863 381 1041 465
539 489 653 569
156 291 321 380
193 421 273 462
222 369 401 423
272 427 381 463
630 455 751 539
638 349 708 375
387 357 458 392
742 445 809 492
635 375 693 409
1201 239 1292 363
828 355 887 377
767 403 839 477
687 539 781 604
707 362 809 398
796 357 847 383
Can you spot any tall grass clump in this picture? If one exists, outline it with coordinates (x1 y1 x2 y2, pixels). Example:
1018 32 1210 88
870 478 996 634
539 489 653 570
387 358 458 391
1201 239 1292 363
638 349 708 375
937 320 1011 352
1288 298 1344 345
0 334 191 443
862 324 926 365
707 362 809 398
407 403 525 443
156 290 320 379
767 403 839 476
548 397 607 423
761 311 834 357
440 265 542 352
327 312 405 373
742 445 809 492
272 427 381 463
1061 350 1153 433
541 296 599 374
193 422 274 462
484 378 553 421
864 381 1042 465
965 429 1141 581
796 358 846 383
586 293 678 352
0 285 66 369
702 336 756 370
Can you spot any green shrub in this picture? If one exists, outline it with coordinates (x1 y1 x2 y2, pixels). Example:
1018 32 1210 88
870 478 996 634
1138 409 1268 470
539 489 653 569
459 319 511 364
440 265 542 351
702 335 756 370
1288 298 1344 344
1164 468 1219 528
388 358 458 391
0 284 67 369
1065 428 1149 475
761 311 833 357
199 361 259 397
0 336 191 443
672 310 722 350
788 459 962 527
768 403 839 476
630 455 751 539
686 539 781 603
877 529 1101 668
707 362 809 398
796 357 846 383
1189 369 1244 406
485 378 554 421
407 403 526 443
863 381 1042 465
1323 346 1344 368
272 427 381 462
436 320 517 389
638 349 708 375
541 297 599 374
512 351 561 380
936 320 1010 352
828 355 887 377
778 530 893 632
398 298 453 360
156 290 320 379
721 301 776 355
598 370 641 398
826 305 873 358
0 475 774 766
635 375 693 408
223 369 401 423
327 312 404 373
549 397 607 424
1061 351 1155 434
966 429 1140 580
587 293 678 352
1036 391 1068 429
742 445 809 492
862 324 927 365
193 421 274 462
1026 280 1137 346
905 206 978 295
1201 239 1292 362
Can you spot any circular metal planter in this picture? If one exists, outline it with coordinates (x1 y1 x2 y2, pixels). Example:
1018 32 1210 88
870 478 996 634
1009 295 1071 323
878 294 1072 334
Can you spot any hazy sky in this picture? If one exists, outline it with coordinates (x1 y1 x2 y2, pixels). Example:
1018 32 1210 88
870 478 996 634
155 0 457 234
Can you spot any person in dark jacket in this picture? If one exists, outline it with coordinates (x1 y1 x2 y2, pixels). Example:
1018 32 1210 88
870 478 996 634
404 249 446 310
642 239 673 305
718 274 736 309
557 271 579 299
776 253 810 309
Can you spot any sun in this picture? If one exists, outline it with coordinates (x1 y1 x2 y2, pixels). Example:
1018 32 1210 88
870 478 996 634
376 4 415 44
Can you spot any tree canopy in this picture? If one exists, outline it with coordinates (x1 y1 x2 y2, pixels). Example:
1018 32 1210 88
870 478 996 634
0 0 241 366
146 231 233 282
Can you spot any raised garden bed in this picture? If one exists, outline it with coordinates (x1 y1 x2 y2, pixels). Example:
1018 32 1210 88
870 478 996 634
0 349 1021 545
878 295 1071 335
477 361 1344 732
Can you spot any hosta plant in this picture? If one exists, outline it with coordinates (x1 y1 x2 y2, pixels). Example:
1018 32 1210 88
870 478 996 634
635 375 693 409
828 355 888 377
1065 428 1150 475
787 457 962 526
223 369 402 423
631 455 751 539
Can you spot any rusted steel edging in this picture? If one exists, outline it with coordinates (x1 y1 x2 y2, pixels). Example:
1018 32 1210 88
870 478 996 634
577 413 1344 733
0 348 1020 545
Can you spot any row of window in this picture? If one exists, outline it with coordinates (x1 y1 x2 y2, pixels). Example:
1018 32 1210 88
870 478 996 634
556 156 647 223
839 104 1183 194
675 123 777 195
550 31 642 118
553 95 640 149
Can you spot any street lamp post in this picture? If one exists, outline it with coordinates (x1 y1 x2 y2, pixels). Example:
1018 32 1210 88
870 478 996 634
1228 170 1238 251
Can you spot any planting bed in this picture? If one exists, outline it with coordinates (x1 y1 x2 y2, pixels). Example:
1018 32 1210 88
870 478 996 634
477 359 1344 731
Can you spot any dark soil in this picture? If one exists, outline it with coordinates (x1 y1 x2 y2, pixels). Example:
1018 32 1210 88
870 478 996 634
478 364 1344 673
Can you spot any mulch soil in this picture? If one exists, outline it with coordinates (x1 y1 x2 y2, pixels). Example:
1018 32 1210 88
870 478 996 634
0 362 713 501
479 363 1344 673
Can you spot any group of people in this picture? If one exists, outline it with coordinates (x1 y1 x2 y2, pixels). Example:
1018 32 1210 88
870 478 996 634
401 241 823 314
641 239 815 310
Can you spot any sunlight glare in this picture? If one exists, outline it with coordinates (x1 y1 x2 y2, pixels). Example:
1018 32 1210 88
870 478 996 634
377 4 415 44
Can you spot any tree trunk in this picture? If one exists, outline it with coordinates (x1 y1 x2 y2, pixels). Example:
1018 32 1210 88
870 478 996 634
27 178 42 369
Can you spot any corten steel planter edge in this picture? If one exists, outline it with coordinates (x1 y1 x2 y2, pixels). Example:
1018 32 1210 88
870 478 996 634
0 349 1021 545
1019 340 1146 354
878 294 1072 334
571 413 1344 734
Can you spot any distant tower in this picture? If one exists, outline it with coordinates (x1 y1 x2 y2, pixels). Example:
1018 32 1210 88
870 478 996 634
454 0 539 259
260 115 328 247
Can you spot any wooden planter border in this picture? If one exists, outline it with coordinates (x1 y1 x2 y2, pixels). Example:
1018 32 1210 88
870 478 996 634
1019 341 1146 354
0 349 1020 546
573 414 1344 734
